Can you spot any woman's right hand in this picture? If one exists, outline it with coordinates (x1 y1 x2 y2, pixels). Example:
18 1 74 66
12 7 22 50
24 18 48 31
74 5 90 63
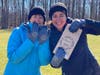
27 22 39 42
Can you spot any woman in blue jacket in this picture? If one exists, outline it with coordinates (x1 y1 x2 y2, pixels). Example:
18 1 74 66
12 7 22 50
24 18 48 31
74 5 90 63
49 2 100 75
4 7 51 75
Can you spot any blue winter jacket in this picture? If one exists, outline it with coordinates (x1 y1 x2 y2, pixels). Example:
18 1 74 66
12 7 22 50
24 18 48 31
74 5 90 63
4 23 51 75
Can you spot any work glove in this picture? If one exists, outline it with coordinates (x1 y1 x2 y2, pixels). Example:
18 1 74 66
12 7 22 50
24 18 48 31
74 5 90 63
69 19 86 33
26 22 39 42
38 25 49 44
50 47 66 68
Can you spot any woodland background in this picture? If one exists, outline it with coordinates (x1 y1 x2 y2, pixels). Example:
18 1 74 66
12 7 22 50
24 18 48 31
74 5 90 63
0 0 100 29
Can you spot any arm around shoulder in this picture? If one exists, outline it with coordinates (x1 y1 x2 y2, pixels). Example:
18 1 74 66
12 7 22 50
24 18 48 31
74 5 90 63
85 19 100 35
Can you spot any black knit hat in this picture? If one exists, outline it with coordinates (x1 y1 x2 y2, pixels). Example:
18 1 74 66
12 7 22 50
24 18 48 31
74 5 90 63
49 2 67 20
28 7 45 22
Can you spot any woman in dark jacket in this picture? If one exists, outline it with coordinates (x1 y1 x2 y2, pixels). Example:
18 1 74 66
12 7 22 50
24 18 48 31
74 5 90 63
49 2 100 75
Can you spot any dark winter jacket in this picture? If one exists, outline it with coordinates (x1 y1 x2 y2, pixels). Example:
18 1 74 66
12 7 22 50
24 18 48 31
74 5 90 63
49 19 100 75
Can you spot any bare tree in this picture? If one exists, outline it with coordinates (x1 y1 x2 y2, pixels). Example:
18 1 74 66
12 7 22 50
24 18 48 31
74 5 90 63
90 0 95 19
95 0 98 20
82 0 86 18
21 0 25 22
98 0 100 20
29 0 35 10
71 0 75 18
1 0 9 29
0 0 2 28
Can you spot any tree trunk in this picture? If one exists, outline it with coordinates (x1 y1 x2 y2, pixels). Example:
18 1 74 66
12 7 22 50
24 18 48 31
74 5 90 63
1 0 9 29
72 0 75 18
82 0 86 18
22 0 25 22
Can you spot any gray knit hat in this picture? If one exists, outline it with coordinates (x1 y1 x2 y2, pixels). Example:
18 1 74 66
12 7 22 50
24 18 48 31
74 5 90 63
49 2 67 20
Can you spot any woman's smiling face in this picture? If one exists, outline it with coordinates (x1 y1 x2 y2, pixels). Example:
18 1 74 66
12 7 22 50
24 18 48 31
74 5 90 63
52 11 67 31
